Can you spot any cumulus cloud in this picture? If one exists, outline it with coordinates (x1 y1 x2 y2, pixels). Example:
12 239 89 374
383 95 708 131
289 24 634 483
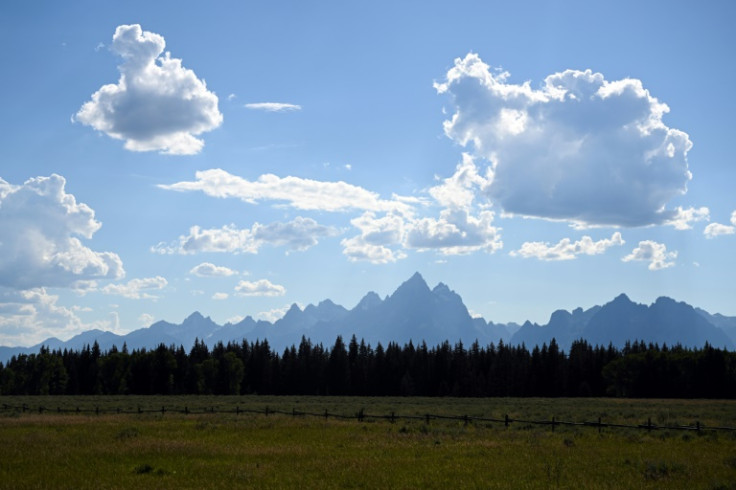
212 292 229 300
665 206 710 230
234 279 286 297
138 313 155 327
406 209 502 255
704 222 735 239
0 288 116 346
75 24 222 155
0 175 124 289
159 168 412 214
622 240 677 270
341 155 503 262
256 305 292 322
436 53 694 227
101 276 167 299
190 262 238 277
703 211 736 239
245 102 301 112
510 232 624 260
152 217 339 254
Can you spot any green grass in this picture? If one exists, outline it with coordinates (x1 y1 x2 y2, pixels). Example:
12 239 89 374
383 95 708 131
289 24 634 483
1 397 735 489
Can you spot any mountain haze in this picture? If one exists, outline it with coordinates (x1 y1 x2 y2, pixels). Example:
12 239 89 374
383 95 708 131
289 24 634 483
1 273 733 363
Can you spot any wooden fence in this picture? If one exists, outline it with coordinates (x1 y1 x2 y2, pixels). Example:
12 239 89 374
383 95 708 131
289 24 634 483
1 402 734 433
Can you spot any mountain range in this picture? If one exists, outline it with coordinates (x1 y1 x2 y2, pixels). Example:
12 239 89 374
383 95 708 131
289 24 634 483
1 272 734 363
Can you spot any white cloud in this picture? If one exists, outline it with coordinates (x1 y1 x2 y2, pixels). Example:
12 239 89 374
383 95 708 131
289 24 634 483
704 222 735 239
138 313 155 327
256 305 292 322
703 211 736 239
665 206 710 230
152 217 339 254
341 235 407 264
622 240 677 270
225 315 244 324
428 153 491 210
159 168 413 214
251 217 340 251
511 232 625 260
245 102 301 112
406 209 503 255
234 279 286 297
190 262 238 277
436 53 694 227
212 292 229 300
101 276 168 299
340 155 503 263
0 288 117 346
0 175 124 289
75 24 222 155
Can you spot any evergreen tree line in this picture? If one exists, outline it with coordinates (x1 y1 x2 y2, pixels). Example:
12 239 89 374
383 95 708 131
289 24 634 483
1 336 734 398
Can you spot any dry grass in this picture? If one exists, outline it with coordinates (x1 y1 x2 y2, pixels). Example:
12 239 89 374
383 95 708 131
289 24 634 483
1 397 735 488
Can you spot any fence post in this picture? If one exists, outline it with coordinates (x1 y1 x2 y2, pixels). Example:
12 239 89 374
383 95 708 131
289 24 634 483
138 405 142 414
425 414 430 425
504 414 509 428
265 406 270 417
464 415 469 426
390 411 395 424
236 406 241 415
598 417 602 434
38 406 43 414
647 417 652 432
696 421 701 432
22 404 27 413
161 406 165 416
96 406 99 416
552 416 556 432
185 406 189 415
324 410 329 420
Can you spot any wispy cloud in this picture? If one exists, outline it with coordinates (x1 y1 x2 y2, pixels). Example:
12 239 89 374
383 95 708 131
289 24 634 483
101 276 168 299
189 262 238 277
245 102 301 112
159 169 413 214
234 279 286 297
153 217 339 255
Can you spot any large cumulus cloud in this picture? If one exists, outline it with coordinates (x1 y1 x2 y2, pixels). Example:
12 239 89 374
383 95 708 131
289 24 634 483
76 24 222 155
0 175 124 289
436 54 693 227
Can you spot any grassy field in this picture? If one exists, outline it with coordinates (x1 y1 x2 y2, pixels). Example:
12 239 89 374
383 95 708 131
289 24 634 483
1 397 735 489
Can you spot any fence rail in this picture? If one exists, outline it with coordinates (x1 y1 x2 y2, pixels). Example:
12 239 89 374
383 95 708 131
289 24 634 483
2 402 734 433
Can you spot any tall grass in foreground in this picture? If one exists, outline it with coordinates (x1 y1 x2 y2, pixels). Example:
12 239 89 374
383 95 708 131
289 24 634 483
1 397 735 489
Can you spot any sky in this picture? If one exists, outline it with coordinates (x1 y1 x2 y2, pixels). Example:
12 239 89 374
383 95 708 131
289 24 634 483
1 0 735 347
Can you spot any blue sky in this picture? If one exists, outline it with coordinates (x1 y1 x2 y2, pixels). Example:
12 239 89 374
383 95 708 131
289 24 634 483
1 0 735 346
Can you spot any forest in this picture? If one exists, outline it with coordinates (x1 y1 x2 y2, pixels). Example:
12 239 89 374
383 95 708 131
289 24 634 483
1 336 735 398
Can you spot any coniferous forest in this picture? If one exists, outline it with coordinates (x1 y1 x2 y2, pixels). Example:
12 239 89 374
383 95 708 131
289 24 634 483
1 336 734 398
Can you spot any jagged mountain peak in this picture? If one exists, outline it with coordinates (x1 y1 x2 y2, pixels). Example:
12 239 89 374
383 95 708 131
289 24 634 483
612 293 633 304
183 311 209 324
391 272 431 299
355 291 382 311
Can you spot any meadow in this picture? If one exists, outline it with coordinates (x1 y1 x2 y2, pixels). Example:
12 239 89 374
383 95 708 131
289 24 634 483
1 396 735 489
